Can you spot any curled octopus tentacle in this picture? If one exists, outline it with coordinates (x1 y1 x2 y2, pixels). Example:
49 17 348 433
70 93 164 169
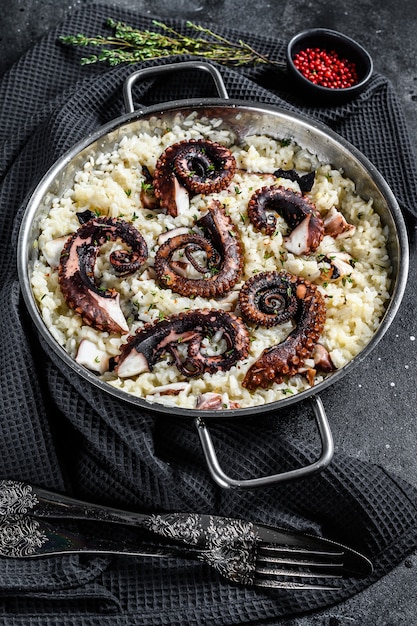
241 271 327 390
247 185 324 254
58 216 148 334
115 309 250 379
154 199 244 298
239 271 299 327
153 139 236 216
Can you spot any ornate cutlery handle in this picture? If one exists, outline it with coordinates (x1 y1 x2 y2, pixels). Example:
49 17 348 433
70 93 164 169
0 513 204 562
0 480 257 549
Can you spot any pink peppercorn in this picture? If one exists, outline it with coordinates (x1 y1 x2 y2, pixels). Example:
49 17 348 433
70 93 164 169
293 47 359 89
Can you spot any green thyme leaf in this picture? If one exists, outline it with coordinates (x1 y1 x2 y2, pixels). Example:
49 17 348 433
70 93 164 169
59 18 285 68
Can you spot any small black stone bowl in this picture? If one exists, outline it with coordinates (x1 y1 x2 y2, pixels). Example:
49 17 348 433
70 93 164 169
286 28 373 104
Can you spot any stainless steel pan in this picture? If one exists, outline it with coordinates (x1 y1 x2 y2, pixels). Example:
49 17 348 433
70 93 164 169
17 62 409 488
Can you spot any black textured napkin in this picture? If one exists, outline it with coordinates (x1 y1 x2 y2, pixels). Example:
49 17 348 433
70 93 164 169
1 4 417 624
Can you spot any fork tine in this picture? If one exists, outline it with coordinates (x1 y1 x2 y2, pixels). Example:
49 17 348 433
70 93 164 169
257 554 344 569
253 578 341 591
257 545 344 569
253 541 345 590
258 543 344 559
255 565 342 580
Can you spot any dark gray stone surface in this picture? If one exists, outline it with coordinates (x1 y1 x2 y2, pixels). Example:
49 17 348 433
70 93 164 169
1 1 416 624
1 0 416 142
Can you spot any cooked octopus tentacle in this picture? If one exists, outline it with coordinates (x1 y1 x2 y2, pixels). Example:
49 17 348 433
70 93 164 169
239 271 299 327
242 271 327 390
153 139 236 216
247 185 324 254
115 309 250 379
273 168 316 193
58 217 148 334
154 200 244 298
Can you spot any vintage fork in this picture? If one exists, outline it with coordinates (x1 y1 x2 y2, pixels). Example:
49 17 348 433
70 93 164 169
0 480 373 589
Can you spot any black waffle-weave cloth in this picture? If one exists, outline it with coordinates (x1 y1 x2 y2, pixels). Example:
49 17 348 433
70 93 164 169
0 4 417 624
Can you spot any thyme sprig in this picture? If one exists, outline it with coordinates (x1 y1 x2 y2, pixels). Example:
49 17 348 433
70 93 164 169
60 18 283 68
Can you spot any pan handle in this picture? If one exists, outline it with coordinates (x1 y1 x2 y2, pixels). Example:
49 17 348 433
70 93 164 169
123 60 230 114
194 395 334 489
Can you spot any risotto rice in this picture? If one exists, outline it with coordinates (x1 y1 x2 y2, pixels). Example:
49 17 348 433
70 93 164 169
30 112 391 409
